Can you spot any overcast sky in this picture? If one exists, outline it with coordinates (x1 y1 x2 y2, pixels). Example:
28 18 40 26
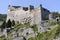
0 0 60 14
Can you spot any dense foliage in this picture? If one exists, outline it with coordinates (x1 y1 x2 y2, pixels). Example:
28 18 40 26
0 14 7 21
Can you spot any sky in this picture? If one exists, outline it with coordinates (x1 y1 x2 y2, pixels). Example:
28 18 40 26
0 0 60 14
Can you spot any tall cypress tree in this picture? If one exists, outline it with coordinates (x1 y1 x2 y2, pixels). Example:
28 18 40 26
6 19 12 28
12 20 15 26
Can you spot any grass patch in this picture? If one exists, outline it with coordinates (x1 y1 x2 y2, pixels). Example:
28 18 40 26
48 22 56 26
10 22 30 32
28 37 34 40
8 23 30 39
28 24 60 40
0 35 6 40
31 25 38 32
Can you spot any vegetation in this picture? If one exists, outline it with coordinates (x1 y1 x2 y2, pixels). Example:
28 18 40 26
0 12 60 40
23 37 26 40
0 21 6 28
0 21 6 31
0 19 15 33
0 35 7 40
28 37 34 40
8 22 30 34
28 24 60 40
52 12 60 17
48 22 56 26
6 19 12 28
31 24 38 32
11 20 15 26
0 14 7 21
46 14 49 20
28 32 46 40
7 22 30 40
54 24 60 38
46 12 60 20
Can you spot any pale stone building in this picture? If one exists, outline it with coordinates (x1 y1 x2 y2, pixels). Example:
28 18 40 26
7 4 50 25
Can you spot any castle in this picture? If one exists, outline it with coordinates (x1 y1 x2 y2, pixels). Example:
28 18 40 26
7 4 50 25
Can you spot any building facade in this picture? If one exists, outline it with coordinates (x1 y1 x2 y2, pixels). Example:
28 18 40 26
7 4 50 25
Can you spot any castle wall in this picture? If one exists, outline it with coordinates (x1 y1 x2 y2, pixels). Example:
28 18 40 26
33 7 42 25
7 5 50 25
7 6 35 25
41 8 50 20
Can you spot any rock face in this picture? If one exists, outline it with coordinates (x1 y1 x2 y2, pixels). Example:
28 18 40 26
7 4 50 25
10 28 35 38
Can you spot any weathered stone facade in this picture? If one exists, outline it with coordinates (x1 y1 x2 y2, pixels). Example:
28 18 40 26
7 4 50 25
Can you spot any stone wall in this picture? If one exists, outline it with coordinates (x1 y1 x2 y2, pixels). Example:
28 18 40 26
7 4 50 25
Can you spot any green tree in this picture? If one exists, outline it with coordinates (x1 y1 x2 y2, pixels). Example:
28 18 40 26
0 20 6 31
6 19 12 28
1 20 6 29
12 20 15 26
52 12 60 17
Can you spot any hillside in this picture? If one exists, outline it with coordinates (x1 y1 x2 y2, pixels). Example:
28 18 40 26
0 14 7 21
7 22 60 40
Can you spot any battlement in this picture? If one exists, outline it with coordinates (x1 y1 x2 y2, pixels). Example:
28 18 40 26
8 5 34 11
